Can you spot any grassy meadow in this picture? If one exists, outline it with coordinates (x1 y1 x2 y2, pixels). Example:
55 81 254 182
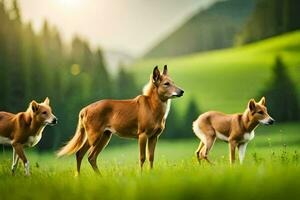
0 123 300 200
132 31 300 113
1 1 300 200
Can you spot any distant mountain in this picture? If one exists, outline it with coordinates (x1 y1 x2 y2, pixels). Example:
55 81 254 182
144 0 255 58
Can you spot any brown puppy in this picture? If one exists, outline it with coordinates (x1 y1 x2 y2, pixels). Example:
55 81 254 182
57 65 184 175
0 98 57 175
193 97 274 164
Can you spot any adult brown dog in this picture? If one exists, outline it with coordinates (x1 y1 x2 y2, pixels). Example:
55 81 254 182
58 65 184 175
0 98 57 175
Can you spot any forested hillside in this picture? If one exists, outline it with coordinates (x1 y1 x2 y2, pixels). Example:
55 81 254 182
145 0 255 58
145 0 300 58
237 0 300 44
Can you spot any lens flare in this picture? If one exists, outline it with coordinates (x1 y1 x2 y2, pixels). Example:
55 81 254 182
58 0 82 8
70 64 80 76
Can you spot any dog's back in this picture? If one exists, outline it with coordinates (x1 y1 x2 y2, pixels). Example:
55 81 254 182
83 98 140 138
0 111 16 140
193 111 233 138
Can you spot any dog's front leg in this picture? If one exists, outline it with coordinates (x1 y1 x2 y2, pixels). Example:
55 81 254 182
148 135 158 169
238 143 248 164
12 142 30 176
138 133 147 171
229 140 237 164
11 148 20 174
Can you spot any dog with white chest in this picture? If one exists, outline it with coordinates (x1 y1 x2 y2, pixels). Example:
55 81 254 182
193 97 274 164
0 98 57 175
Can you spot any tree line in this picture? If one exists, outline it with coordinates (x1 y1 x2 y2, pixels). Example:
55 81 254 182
236 0 300 44
0 0 138 150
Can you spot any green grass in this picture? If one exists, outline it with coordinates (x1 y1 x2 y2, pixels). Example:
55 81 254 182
130 31 300 113
1 123 300 200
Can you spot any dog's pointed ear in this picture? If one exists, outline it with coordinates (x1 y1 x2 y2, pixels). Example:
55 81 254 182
44 97 50 105
248 99 256 111
258 96 266 106
152 66 160 85
31 100 39 112
163 65 168 75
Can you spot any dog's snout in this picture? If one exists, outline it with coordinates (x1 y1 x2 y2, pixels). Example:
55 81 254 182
177 89 184 97
268 118 275 125
52 117 58 124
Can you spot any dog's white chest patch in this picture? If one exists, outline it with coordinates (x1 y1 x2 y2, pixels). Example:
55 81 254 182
0 136 12 144
26 134 42 147
243 131 255 142
164 100 171 120
25 126 45 147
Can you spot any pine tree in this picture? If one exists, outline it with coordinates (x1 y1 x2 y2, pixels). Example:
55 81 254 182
237 0 300 44
12 0 21 22
0 0 9 109
6 0 26 112
162 103 181 139
181 98 201 138
260 56 299 122
90 49 112 100
116 65 138 99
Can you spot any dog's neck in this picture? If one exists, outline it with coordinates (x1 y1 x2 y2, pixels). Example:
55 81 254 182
241 109 259 133
143 81 168 120
24 109 44 133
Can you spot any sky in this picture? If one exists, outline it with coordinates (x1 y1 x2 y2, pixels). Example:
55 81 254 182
18 0 215 57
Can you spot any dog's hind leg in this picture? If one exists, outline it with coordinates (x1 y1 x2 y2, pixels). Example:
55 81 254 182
195 141 205 163
75 140 90 176
12 142 30 176
11 148 19 174
88 131 112 174
193 122 209 163
138 133 147 171
201 135 216 164
199 129 216 164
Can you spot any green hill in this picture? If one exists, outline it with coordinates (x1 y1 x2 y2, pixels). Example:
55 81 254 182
144 0 255 58
130 31 300 114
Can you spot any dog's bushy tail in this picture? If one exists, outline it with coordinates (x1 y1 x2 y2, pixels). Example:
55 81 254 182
57 111 87 157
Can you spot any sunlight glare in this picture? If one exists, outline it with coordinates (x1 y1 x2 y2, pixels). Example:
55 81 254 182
58 0 82 8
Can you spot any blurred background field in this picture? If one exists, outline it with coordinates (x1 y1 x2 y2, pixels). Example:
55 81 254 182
0 0 300 199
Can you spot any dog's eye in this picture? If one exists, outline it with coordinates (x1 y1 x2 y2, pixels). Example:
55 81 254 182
164 82 170 86
258 111 264 115
42 111 47 115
